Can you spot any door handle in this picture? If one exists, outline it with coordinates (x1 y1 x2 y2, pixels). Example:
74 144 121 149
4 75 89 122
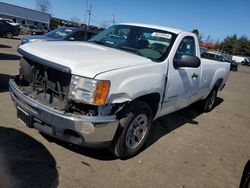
192 73 199 79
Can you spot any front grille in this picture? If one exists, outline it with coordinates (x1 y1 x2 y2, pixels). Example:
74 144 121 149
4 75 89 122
19 57 71 109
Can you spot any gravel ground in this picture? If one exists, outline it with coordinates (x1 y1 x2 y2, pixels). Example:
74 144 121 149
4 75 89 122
0 37 250 188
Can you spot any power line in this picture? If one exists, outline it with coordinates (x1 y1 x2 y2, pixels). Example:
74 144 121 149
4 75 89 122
92 14 113 23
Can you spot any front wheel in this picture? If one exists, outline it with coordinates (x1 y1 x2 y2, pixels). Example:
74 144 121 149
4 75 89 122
111 101 153 159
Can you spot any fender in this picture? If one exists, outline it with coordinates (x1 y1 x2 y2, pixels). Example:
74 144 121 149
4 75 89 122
95 62 167 104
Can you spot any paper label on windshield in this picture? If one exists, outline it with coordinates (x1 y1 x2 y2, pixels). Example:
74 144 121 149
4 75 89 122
65 29 73 32
152 32 172 39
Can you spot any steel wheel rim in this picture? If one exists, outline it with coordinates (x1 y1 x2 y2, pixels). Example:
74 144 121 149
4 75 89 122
208 91 216 109
6 32 12 38
125 114 148 149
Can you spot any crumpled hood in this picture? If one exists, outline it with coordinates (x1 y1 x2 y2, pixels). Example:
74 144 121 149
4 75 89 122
18 41 153 78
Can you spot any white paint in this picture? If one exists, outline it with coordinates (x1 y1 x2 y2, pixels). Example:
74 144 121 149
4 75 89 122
18 23 230 120
151 32 172 39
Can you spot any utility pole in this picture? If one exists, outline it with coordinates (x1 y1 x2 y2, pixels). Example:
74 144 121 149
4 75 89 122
84 4 92 40
87 4 92 27
112 15 116 25
84 0 89 24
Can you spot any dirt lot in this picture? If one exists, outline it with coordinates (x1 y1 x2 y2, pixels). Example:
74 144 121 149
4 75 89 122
0 37 249 188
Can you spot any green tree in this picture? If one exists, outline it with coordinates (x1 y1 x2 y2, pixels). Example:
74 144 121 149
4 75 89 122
219 35 250 56
49 18 60 28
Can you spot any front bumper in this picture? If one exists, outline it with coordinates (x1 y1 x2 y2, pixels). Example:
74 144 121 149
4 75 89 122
9 78 119 148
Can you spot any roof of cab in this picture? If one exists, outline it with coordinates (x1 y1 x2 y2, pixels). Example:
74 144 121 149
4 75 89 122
117 23 184 34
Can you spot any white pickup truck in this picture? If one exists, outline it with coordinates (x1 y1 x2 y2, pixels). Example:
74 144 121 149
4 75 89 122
10 23 230 159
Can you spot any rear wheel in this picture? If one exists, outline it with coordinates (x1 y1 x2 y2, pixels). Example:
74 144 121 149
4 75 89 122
199 88 218 112
6 32 13 39
111 101 153 159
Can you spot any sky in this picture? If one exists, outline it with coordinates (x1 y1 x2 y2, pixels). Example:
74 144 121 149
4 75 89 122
1 0 250 41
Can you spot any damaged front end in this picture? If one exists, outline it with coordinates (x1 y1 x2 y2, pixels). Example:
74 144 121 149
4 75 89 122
15 57 121 117
9 56 121 147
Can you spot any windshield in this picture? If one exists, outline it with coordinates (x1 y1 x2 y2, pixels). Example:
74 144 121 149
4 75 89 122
45 28 73 39
29 25 38 29
89 25 176 61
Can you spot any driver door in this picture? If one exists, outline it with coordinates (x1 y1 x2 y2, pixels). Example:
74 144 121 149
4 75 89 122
161 36 201 115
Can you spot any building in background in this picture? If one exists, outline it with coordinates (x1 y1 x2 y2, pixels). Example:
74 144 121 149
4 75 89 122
0 2 50 27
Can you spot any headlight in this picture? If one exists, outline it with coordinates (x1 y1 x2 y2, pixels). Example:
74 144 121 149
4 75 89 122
68 75 110 105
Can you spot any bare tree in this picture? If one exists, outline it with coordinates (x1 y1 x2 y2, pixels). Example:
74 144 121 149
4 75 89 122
36 0 51 13
100 21 110 29
205 35 211 42
70 17 81 24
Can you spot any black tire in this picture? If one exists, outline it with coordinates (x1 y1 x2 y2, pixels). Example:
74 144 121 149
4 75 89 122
5 32 13 39
111 101 153 159
199 88 218 112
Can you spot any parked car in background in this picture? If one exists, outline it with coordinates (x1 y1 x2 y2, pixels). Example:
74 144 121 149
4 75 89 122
232 55 247 64
37 25 50 34
200 46 207 55
20 27 99 45
241 57 250 66
201 52 238 71
0 18 20 27
20 24 43 35
0 20 19 39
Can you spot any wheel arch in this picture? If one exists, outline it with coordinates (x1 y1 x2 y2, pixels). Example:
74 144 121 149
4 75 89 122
127 92 161 119
214 78 223 91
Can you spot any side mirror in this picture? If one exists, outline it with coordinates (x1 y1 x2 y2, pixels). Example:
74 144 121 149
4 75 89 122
174 55 201 68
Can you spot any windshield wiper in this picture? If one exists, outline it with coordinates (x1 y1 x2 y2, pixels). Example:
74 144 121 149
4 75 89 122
119 46 146 57
89 40 105 46
119 46 137 52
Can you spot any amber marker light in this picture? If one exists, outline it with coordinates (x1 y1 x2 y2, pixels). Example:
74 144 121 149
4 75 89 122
93 80 111 105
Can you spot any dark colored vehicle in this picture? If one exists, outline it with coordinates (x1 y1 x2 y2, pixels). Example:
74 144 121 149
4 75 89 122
20 27 99 45
0 20 19 39
240 160 250 188
201 52 238 71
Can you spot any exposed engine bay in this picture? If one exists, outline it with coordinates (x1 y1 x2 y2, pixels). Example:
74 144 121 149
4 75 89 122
15 57 121 116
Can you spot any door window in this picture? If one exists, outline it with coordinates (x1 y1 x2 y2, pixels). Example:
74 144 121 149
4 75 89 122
174 36 196 59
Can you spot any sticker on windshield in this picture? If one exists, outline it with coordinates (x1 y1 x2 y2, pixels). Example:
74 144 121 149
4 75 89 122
65 29 73 32
151 32 172 39
105 40 115 45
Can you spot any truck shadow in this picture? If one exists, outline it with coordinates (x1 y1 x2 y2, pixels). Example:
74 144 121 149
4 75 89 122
0 44 12 48
0 127 58 188
41 98 223 160
0 73 11 92
144 97 224 150
40 133 117 161
0 53 21 60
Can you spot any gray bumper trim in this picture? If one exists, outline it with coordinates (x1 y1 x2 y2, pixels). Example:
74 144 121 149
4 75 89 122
9 78 119 145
